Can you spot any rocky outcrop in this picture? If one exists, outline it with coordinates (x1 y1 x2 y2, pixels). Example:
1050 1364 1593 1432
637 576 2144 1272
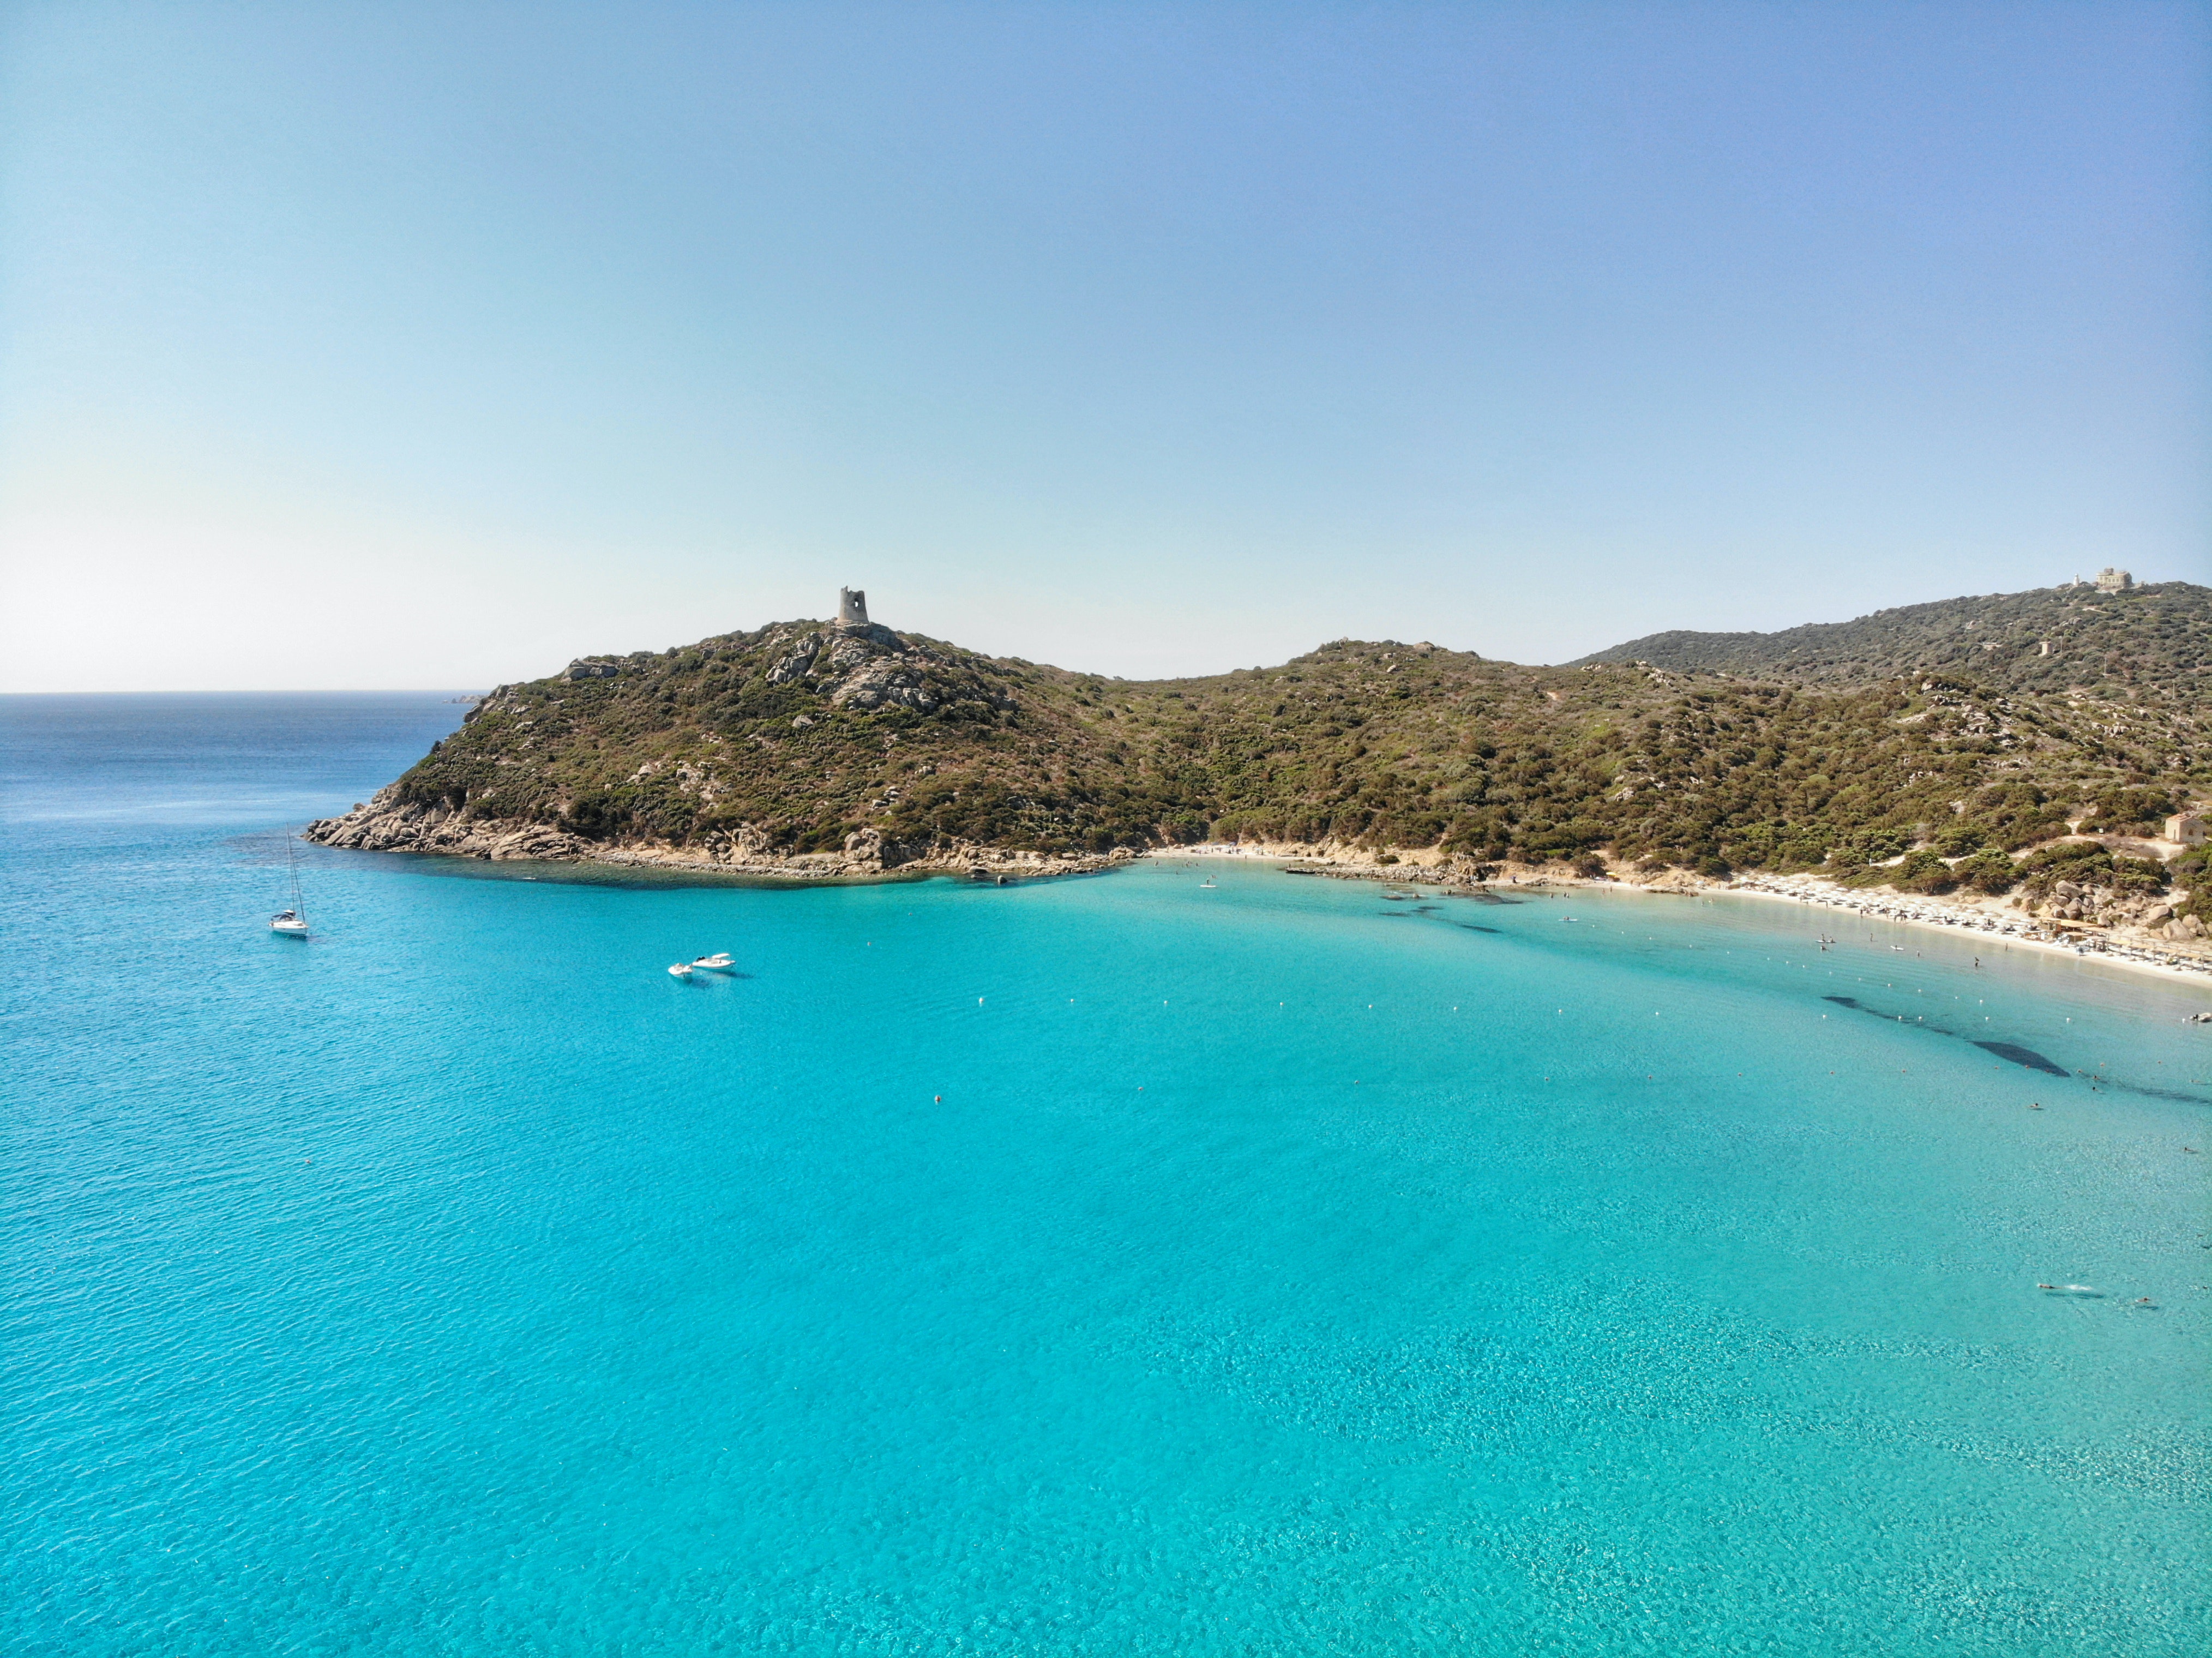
307 788 596 861
764 635 820 686
1282 851 1502 888
304 792 1134 884
2023 876 2179 932
756 622 1012 716
827 653 936 712
812 624 939 711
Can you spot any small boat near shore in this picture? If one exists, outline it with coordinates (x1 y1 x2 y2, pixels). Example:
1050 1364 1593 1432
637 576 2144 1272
271 826 309 937
670 952 735 978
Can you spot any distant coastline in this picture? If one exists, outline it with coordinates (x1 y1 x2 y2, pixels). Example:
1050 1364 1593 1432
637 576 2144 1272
302 796 2212 988
308 579 2211 984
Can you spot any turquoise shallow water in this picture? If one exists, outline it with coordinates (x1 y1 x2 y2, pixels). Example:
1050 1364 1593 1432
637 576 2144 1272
5 694 2209 1656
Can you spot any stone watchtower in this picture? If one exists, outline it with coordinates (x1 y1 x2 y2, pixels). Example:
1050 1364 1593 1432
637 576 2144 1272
838 587 869 627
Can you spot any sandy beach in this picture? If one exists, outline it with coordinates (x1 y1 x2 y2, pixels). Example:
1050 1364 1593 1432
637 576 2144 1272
1716 872 2212 987
1157 842 2212 992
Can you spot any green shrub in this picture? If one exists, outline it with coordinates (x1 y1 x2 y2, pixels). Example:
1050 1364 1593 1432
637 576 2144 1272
2084 785 2178 836
1933 822 1986 858
1963 782 2073 850
1834 828 1913 866
2173 846 2211 920
1952 848 2019 894
1892 848 1957 893
2111 856 2172 897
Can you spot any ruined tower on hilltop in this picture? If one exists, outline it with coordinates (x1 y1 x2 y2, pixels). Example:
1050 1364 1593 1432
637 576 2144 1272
838 587 869 627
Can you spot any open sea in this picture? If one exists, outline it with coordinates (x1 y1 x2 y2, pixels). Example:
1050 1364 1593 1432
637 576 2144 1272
4 692 2208 1656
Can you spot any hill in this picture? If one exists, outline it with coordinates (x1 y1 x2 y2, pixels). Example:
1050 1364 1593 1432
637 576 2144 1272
1570 581 2211 698
309 589 2209 899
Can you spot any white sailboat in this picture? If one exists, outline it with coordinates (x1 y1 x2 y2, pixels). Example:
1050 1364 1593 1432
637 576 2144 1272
271 826 309 936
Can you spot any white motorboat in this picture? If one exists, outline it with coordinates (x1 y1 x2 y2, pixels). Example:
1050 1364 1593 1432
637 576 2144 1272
668 962 695 978
271 827 309 936
690 952 736 970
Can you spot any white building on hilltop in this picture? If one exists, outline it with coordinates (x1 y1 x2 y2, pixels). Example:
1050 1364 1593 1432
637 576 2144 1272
2066 569 2135 592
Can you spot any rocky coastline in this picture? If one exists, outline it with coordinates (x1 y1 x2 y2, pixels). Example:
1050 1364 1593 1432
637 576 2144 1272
304 789 1135 884
305 801 2212 986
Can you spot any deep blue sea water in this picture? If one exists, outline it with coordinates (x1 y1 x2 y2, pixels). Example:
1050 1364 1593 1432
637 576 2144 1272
5 693 2208 1656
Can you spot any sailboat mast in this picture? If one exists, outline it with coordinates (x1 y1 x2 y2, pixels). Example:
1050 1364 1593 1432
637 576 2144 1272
285 825 304 915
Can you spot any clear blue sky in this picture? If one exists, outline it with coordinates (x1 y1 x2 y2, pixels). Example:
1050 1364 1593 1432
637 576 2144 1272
2 1 2205 689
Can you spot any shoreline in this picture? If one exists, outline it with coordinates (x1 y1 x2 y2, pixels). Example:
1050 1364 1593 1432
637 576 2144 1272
1155 842 2212 990
305 805 2212 992
304 795 1138 884
1714 873 2212 986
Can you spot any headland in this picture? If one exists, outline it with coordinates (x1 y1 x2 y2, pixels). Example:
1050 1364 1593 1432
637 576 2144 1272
308 582 2212 973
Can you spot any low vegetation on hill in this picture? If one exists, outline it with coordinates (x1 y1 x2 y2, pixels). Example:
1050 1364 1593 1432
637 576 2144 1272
348 587 2208 912
1571 581 2210 698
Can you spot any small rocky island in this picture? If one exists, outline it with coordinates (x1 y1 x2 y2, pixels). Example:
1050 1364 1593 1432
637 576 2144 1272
311 584 2212 944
